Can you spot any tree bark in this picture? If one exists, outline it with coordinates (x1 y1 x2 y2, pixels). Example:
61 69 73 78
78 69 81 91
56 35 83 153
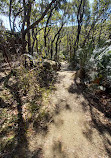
27 0 32 55
9 0 12 32
50 22 64 59
44 7 54 47
23 0 57 35
55 33 60 61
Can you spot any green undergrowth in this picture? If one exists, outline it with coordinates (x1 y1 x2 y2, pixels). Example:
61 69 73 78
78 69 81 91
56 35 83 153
0 64 57 155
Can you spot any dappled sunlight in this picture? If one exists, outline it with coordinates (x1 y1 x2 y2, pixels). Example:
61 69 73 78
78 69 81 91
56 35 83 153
0 0 111 157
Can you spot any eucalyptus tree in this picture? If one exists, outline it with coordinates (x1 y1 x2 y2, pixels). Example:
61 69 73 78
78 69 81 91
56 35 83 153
48 1 71 60
2 0 66 57
81 0 111 48
69 0 90 62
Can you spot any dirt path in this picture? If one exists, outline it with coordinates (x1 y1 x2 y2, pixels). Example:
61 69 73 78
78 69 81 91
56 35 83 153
28 62 111 158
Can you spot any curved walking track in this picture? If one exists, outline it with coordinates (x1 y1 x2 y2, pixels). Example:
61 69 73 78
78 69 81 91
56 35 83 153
28 62 111 158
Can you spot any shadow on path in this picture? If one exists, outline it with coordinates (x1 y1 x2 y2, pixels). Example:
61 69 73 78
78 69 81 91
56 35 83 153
68 82 111 157
1 71 29 158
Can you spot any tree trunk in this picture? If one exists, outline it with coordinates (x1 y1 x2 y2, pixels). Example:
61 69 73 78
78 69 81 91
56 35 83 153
24 0 57 35
50 22 64 60
72 0 85 63
27 0 32 54
27 0 33 67
51 44 53 59
55 33 60 61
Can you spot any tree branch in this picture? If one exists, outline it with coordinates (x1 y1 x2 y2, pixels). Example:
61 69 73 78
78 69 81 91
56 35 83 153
23 0 57 35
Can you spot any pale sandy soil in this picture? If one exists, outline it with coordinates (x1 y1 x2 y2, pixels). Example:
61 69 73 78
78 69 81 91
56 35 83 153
28 62 111 158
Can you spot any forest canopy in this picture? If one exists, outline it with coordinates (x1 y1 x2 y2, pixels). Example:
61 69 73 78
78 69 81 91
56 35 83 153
0 0 111 86
0 0 111 157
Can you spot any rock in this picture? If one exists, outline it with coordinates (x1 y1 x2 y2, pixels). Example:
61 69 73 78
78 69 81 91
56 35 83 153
43 60 52 69
43 59 61 71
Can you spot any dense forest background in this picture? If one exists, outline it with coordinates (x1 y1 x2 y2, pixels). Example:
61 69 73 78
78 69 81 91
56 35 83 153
0 0 111 157
0 0 111 84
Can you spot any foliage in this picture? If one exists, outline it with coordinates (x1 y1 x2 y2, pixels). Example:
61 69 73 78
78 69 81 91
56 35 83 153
0 0 111 156
86 40 111 88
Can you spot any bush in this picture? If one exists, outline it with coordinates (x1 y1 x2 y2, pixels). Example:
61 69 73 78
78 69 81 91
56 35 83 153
87 40 111 89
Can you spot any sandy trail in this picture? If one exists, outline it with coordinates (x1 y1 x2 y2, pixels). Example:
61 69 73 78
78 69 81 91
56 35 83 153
28 62 111 158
